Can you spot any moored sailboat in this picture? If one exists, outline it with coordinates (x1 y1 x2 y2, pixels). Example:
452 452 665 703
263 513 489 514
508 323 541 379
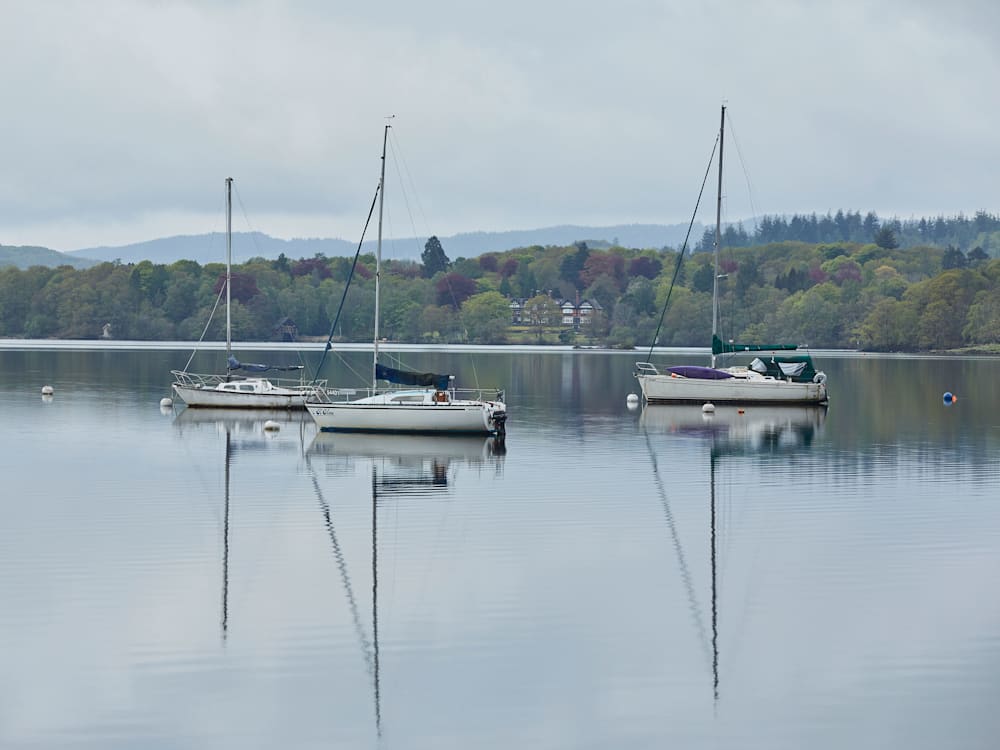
171 178 324 408
634 107 828 406
306 124 507 436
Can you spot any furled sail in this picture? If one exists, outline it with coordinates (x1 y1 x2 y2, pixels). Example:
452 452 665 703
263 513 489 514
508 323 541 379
375 364 451 391
712 335 798 356
227 355 304 373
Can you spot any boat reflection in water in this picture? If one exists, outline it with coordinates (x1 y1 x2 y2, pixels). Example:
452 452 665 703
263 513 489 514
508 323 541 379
639 403 826 453
172 407 311 643
305 432 506 738
639 403 825 704
308 432 506 488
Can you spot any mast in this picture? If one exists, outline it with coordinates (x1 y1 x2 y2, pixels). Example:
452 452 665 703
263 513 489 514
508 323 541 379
225 177 233 372
711 106 725 368
373 125 390 390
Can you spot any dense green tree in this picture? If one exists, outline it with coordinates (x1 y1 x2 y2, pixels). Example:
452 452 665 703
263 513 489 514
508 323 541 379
559 243 590 288
874 227 899 250
967 246 990 266
858 298 919 350
461 291 510 343
691 259 715 293
421 236 450 278
942 245 968 269
963 289 1000 344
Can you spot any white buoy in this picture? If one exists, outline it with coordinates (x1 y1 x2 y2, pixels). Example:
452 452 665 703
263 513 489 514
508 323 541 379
702 402 715 413
41 385 54 395
626 393 639 405
263 420 281 432
160 397 173 408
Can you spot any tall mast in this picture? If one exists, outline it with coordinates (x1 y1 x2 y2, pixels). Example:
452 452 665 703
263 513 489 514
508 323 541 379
225 177 233 369
373 124 389 390
711 106 725 368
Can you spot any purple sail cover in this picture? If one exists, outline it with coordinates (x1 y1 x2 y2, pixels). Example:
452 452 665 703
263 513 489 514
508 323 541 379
666 365 734 380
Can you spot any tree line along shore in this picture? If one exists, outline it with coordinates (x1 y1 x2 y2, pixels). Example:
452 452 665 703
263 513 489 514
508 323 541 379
2 218 999 353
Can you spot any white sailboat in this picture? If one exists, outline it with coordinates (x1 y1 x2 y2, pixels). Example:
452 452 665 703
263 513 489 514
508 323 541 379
171 178 324 409
306 125 507 436
635 107 829 406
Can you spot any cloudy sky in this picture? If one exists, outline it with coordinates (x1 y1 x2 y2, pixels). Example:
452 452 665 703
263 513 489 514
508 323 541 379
1 0 998 251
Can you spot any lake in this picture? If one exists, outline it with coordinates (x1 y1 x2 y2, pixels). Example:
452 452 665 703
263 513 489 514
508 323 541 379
1 344 999 749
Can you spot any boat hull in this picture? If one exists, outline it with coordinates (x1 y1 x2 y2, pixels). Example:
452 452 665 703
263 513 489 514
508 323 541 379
636 373 828 405
306 401 499 434
172 383 310 409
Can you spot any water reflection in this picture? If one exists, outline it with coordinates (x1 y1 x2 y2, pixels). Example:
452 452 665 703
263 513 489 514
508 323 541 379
304 433 506 738
309 431 506 479
171 407 312 643
640 404 826 705
639 403 826 453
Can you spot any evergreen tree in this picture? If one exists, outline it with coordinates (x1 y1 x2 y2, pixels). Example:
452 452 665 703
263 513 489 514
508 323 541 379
874 227 899 250
421 236 450 278
941 245 968 269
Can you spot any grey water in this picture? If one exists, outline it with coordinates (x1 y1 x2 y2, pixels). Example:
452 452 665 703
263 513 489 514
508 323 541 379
2 346 999 749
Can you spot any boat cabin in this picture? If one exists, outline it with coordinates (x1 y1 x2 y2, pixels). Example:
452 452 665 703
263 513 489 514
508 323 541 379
214 378 274 394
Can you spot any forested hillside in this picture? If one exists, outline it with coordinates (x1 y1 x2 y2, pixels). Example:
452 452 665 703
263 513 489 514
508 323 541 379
0 244 97 270
2 230 999 352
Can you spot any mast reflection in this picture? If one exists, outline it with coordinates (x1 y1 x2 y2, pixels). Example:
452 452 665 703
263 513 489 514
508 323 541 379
306 432 506 738
641 404 826 704
172 407 309 643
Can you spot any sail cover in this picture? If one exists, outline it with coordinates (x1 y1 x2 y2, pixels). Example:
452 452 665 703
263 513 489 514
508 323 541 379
227 355 304 373
713 334 798 355
667 365 734 380
376 364 451 390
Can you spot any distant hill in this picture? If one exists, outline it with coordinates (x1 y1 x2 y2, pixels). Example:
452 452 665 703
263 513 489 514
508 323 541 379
63 223 701 266
1 244 98 270
67 232 359 265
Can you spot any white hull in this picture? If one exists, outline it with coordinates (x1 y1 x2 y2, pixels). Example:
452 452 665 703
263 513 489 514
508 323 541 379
637 373 828 405
172 383 311 409
306 401 499 434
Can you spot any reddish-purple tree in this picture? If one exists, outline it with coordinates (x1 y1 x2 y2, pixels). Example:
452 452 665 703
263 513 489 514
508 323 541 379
435 273 479 308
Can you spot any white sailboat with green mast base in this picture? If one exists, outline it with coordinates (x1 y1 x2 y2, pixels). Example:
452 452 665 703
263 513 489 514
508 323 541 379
306 124 507 435
635 105 828 405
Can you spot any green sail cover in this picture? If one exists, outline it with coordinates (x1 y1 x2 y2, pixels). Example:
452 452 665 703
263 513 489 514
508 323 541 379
712 335 799 356
752 355 818 383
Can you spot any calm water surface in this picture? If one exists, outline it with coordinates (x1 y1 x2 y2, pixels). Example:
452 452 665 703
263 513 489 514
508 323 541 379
1 346 999 749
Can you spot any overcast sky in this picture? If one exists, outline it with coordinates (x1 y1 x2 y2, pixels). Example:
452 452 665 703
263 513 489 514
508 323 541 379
2 0 998 251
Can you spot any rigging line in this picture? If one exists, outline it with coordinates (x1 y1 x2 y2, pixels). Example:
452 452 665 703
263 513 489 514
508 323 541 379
387 134 420 252
644 135 720 362
388 128 431 254
724 111 760 234
232 183 266 261
181 282 227 372
313 182 382 381
385 133 477 378
642 428 714 670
